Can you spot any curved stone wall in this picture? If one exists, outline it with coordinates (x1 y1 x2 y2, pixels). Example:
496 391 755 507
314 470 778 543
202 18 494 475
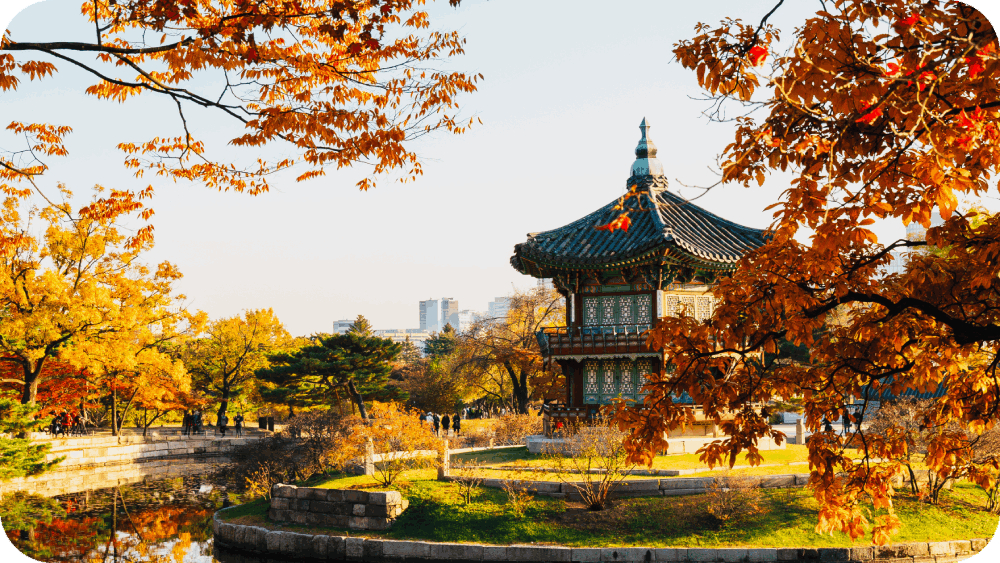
212 506 992 562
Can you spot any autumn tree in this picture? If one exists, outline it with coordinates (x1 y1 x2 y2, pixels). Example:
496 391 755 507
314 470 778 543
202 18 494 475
610 0 1000 544
424 323 457 359
457 287 564 414
257 331 402 418
184 308 292 421
0 0 481 202
0 187 194 407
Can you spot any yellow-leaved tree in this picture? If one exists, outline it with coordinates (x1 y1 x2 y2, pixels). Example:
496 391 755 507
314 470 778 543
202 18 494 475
0 186 200 411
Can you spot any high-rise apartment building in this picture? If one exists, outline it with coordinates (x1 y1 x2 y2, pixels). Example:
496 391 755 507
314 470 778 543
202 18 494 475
487 297 510 320
332 319 354 334
440 298 459 330
419 299 441 332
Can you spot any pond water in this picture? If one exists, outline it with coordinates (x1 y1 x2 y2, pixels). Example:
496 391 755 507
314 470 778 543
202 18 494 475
3 469 258 563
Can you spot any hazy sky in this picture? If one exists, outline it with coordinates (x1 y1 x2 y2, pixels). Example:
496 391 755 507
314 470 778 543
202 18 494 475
1 0 999 340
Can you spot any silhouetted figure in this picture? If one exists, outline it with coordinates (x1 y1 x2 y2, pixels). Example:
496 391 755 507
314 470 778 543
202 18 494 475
453 413 461 436
234 413 244 437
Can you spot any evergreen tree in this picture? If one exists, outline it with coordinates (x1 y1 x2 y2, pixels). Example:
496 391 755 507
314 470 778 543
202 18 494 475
347 315 374 336
258 333 402 419
424 324 457 359
0 399 64 482
398 335 424 365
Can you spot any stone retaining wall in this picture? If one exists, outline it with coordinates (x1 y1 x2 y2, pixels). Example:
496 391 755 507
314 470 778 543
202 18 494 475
212 507 991 562
3 435 259 497
443 474 811 500
268 484 409 531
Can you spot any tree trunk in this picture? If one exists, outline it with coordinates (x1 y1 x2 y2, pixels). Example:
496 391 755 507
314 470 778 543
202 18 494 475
347 380 368 419
111 387 119 437
503 362 530 414
19 359 44 405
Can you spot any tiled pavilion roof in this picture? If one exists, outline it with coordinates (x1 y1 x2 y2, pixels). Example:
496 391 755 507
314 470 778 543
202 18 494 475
512 175 767 273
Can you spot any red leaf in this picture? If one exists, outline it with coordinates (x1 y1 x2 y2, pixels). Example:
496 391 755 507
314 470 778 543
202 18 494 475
748 45 768 67
595 214 632 233
856 106 883 125
884 62 903 77
367 39 380 50
896 13 919 27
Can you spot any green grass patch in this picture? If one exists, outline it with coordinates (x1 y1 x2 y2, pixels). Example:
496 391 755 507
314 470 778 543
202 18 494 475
224 471 997 548
218 497 269 521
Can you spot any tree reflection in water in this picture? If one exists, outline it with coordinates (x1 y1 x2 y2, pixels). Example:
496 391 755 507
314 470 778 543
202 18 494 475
5 473 236 562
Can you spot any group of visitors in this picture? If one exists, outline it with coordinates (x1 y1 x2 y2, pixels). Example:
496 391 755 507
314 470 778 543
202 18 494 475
49 411 85 437
182 410 245 437
422 412 462 437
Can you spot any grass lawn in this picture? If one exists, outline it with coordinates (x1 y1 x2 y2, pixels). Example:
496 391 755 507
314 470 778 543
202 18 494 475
220 469 998 548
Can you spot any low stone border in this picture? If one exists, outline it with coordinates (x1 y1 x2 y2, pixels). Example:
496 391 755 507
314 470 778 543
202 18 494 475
212 506 991 562
440 474 811 500
269 484 408 531
455 463 810 477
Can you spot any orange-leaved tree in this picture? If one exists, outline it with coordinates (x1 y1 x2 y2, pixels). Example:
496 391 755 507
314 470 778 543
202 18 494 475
0 0 480 203
611 0 1000 545
0 186 200 407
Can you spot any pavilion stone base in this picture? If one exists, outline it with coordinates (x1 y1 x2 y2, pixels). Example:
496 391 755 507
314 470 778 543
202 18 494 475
525 434 785 455
268 484 408 531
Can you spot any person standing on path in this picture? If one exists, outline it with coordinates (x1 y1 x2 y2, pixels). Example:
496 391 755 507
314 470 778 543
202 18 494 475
432 413 441 437
442 414 451 437
218 412 229 437
453 413 461 437
234 413 244 437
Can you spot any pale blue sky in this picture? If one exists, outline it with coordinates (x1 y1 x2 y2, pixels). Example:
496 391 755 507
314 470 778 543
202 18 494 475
0 0 998 339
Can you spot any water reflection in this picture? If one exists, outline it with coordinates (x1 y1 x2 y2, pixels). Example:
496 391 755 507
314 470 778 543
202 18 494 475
5 472 239 562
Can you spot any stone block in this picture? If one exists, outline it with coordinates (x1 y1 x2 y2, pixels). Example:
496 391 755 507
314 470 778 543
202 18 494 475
660 478 709 490
325 489 346 503
368 490 403 505
687 549 719 562
296 487 315 499
295 498 312 511
305 488 328 501
270 497 290 511
795 474 812 486
303 512 326 526
929 542 951 556
483 545 508 561
877 544 927 558
507 545 572 561
346 537 365 560
368 517 393 531
717 548 749 562
483 478 505 489
364 538 385 560
761 475 796 488
775 549 800 561
344 489 369 503
571 548 603 562
949 540 972 554
311 500 336 514
431 542 486 560
273 484 296 498
817 548 849 561
268 509 292 522
348 516 368 530
382 539 431 559
970 538 988 552
293 533 314 554
324 514 350 528
527 481 562 494
601 547 655 561
265 530 283 553
847 546 874 560
328 535 346 559
353 503 366 516
614 480 661 493
366 504 390 518
290 511 310 525
747 548 777 562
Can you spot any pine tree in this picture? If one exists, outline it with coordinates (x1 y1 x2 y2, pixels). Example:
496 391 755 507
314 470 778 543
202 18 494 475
347 315 374 336
0 399 64 483
424 324 458 359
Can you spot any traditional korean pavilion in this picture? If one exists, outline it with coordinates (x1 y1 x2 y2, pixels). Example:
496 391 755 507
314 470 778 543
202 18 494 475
511 119 768 433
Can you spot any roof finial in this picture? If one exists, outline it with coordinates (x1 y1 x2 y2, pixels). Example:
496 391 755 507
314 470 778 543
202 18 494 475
630 117 664 177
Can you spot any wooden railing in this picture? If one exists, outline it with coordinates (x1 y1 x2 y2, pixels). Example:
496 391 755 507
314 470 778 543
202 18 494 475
536 324 654 356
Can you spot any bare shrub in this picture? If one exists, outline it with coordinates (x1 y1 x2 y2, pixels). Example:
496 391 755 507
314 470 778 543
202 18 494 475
500 472 533 517
492 414 542 446
452 461 486 505
705 472 768 524
244 461 281 500
543 423 634 510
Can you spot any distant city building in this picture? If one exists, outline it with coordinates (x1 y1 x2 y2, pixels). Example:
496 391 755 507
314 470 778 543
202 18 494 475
886 214 945 276
440 298 460 330
537 278 555 290
487 297 510 320
332 319 353 335
374 329 432 350
419 299 441 332
455 309 483 332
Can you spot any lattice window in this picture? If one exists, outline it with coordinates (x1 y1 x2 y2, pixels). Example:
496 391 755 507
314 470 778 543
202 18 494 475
584 361 599 394
618 295 635 324
696 295 713 321
601 361 616 395
679 295 696 316
601 296 616 325
636 359 652 398
619 361 635 395
584 297 599 325
664 294 679 317
636 293 652 323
